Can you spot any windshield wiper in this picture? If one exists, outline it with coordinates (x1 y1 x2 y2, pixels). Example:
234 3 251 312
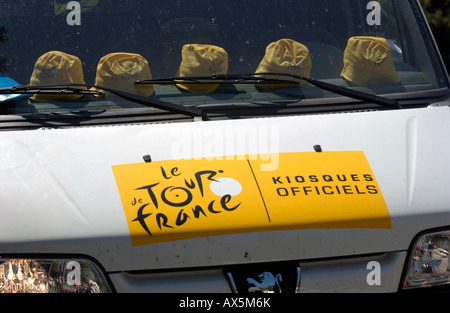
136 73 402 109
0 84 101 96
0 83 205 118
136 74 299 86
264 72 402 109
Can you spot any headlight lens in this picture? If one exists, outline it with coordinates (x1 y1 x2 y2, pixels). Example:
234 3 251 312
0 258 112 293
403 230 450 290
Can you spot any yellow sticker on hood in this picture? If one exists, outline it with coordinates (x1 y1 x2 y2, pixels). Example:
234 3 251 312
112 151 390 246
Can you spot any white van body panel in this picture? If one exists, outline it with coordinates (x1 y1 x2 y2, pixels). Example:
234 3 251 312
1 106 449 273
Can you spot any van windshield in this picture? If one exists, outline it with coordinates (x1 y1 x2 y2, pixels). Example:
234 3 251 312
0 0 448 116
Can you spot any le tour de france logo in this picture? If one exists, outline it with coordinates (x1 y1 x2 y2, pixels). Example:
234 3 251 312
112 151 391 247
112 158 252 246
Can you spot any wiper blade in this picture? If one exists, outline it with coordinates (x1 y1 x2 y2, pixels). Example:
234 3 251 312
0 84 102 96
0 83 205 118
136 73 401 109
135 74 299 86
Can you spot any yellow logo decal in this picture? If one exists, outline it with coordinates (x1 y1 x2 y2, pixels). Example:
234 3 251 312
112 151 390 246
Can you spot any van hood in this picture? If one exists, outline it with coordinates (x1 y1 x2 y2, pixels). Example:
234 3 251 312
1 106 450 272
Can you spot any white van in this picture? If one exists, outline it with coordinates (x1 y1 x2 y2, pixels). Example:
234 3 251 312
0 0 449 294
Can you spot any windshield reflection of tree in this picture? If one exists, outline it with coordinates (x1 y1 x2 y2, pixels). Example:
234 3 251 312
0 25 7 73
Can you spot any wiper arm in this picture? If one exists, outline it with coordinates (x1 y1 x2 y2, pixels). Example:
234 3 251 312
0 83 205 119
136 73 402 109
259 72 402 109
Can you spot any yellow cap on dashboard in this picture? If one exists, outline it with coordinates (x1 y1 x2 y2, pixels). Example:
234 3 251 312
341 36 400 86
29 50 86 100
94 52 154 96
255 38 312 89
176 44 228 93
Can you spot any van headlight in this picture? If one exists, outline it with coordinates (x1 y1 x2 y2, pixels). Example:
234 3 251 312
403 230 450 290
0 257 113 293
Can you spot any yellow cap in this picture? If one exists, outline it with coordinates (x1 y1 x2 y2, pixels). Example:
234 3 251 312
176 44 228 93
341 36 400 86
94 52 154 96
255 38 312 89
29 51 86 100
